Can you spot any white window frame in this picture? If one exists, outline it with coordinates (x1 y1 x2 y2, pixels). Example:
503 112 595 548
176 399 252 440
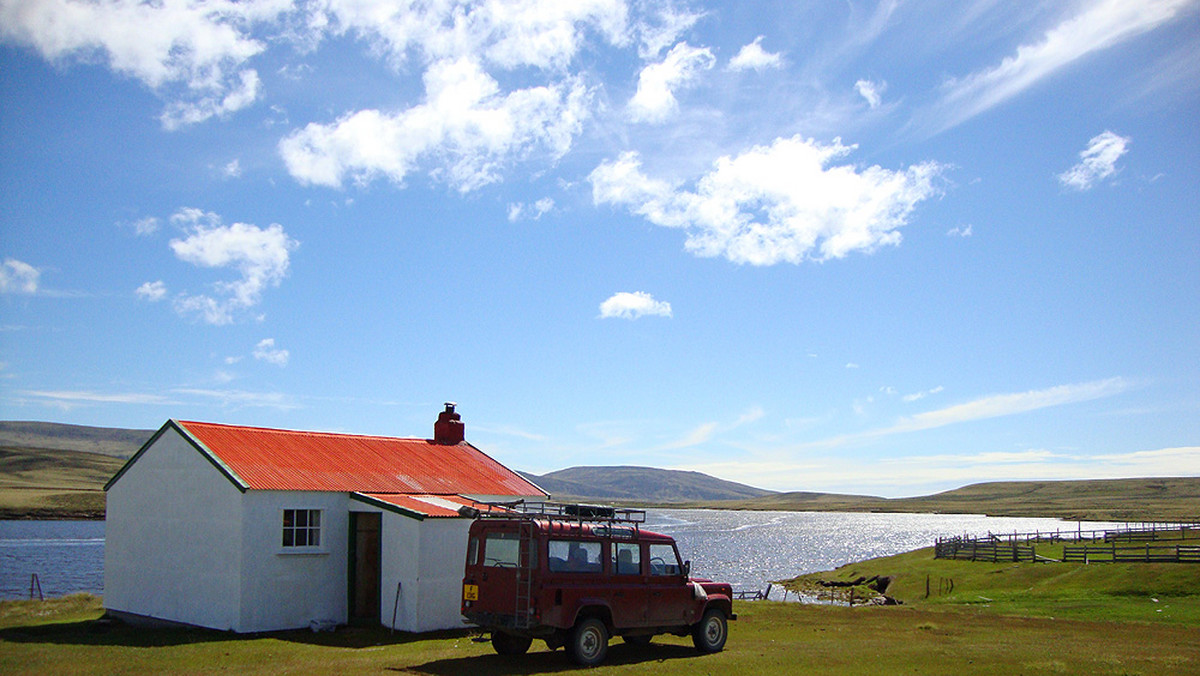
280 508 326 554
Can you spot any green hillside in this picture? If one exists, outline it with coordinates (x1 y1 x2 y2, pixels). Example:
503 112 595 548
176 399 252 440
729 477 1200 521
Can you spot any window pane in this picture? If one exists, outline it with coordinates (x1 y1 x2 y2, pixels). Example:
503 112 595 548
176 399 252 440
283 510 294 528
308 528 319 547
309 510 321 528
612 542 641 575
648 544 681 576
296 510 308 528
283 529 294 547
484 533 520 567
548 540 601 573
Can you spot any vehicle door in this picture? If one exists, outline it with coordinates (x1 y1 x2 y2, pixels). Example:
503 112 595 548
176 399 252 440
607 540 647 627
645 542 694 626
468 529 524 617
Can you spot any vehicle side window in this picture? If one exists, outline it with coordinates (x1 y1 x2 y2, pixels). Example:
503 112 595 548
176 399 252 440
467 536 479 566
484 533 520 567
648 543 682 576
611 542 641 575
547 540 601 573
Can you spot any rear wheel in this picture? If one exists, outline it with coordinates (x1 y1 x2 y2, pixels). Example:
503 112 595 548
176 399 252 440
491 631 533 656
568 617 609 667
692 608 728 653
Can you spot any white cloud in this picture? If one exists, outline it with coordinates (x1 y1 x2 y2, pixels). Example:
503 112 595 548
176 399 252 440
946 224 973 237
132 217 160 236
223 159 243 179
317 0 630 71
1058 130 1131 190
728 36 782 72
280 57 590 192
135 280 168 302
599 291 672 319
0 258 40 294
590 136 944 265
902 385 944 403
0 0 283 128
508 197 556 222
925 0 1192 133
635 3 703 58
628 41 715 123
166 208 298 325
252 338 289 366
854 79 885 109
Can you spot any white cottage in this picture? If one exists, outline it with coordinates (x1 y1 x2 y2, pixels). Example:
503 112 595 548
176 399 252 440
103 404 546 633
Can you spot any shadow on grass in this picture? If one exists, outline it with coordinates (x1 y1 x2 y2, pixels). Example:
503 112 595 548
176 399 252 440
396 641 702 675
0 616 474 650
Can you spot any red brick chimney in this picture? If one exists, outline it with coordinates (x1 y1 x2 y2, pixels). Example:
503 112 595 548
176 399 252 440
434 402 465 444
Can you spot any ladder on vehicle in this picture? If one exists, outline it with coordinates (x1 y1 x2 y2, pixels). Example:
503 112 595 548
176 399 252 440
514 518 535 629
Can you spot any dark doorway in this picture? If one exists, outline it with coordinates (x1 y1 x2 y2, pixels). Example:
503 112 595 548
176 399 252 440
348 512 381 623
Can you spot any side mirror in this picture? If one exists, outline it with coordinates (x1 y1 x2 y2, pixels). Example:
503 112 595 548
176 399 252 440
682 560 691 578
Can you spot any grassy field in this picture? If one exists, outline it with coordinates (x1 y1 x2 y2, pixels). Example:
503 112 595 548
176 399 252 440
0 447 123 519
3 593 1199 675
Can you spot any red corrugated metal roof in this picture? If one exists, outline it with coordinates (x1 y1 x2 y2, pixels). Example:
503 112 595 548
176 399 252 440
357 493 487 518
175 420 545 496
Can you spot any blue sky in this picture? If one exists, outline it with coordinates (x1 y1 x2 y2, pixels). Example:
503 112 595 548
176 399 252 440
1 0 1198 497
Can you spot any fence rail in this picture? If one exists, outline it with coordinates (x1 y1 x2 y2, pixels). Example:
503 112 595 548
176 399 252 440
1062 544 1200 564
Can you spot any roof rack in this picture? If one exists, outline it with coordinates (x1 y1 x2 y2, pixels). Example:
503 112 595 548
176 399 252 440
459 500 646 526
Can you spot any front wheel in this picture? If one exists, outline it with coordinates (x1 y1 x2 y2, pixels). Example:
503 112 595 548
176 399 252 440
568 617 609 667
491 631 532 656
692 608 728 653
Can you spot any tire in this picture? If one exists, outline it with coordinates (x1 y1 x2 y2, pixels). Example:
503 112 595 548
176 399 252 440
568 617 609 667
692 608 728 653
491 631 533 656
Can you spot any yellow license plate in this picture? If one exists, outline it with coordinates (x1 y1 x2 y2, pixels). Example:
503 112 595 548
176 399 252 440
463 584 479 601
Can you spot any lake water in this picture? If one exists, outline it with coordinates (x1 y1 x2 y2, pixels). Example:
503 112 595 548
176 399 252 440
1 520 105 600
1 512 1126 601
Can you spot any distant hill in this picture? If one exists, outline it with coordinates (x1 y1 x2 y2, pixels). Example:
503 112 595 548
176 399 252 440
520 466 776 503
0 421 152 458
732 477 1200 522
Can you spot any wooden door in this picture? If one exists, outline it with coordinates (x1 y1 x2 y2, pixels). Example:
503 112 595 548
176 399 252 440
349 512 381 622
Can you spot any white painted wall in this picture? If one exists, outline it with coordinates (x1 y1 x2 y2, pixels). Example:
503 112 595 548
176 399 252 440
236 491 350 632
379 514 473 632
104 429 244 630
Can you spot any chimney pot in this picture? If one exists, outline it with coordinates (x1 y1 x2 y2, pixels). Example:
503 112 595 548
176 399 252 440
434 402 465 444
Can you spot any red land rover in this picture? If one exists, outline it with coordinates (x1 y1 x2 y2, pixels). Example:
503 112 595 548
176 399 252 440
460 502 735 667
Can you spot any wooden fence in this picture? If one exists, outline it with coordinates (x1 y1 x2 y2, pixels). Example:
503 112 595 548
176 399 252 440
934 539 1036 562
935 523 1200 564
1062 543 1200 564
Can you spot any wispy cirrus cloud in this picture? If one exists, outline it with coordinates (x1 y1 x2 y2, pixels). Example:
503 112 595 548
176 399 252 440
918 0 1192 135
805 377 1130 449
